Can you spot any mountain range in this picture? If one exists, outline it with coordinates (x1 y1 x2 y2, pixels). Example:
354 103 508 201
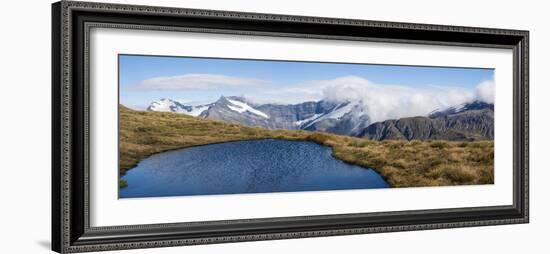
146 97 494 141
360 101 494 141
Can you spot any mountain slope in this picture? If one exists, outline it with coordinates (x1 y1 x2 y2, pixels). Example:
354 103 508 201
429 101 494 118
302 101 371 136
147 98 494 141
147 98 211 117
198 96 272 128
147 96 371 136
360 101 494 141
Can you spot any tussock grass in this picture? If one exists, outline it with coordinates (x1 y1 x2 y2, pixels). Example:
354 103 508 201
119 105 494 188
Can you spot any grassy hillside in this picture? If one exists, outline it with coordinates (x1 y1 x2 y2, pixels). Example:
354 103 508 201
119 105 494 188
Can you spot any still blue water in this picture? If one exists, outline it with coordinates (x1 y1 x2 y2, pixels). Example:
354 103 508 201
119 139 389 198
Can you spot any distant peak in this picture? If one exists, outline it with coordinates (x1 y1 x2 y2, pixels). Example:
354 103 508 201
226 95 247 101
147 98 212 116
216 95 248 104
429 100 494 118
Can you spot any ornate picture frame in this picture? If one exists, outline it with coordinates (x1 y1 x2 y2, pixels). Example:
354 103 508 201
52 1 529 253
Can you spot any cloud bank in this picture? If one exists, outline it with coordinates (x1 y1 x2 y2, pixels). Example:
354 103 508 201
134 73 495 123
475 80 496 104
312 76 493 122
137 73 267 90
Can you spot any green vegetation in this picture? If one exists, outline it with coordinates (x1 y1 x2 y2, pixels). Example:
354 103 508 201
119 179 128 189
119 105 493 188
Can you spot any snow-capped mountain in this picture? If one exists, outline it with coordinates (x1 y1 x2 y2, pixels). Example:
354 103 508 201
147 98 212 117
361 101 495 141
146 97 494 140
197 96 273 128
147 96 371 136
299 100 371 136
225 98 269 119
429 101 494 118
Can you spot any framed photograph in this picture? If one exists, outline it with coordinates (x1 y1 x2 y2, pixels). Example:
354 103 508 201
52 1 529 253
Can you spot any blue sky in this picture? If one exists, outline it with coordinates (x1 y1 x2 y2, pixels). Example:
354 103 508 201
119 54 494 110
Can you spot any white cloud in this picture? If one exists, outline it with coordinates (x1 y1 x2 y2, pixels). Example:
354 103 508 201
295 75 492 123
137 73 267 90
135 72 495 123
475 80 495 103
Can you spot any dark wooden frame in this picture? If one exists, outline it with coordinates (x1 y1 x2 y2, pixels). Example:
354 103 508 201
52 1 529 253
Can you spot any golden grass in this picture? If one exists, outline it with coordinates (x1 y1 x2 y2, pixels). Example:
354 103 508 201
119 105 494 188
119 105 310 176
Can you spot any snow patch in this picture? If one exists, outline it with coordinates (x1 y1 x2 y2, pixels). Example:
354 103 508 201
303 102 355 128
148 98 212 117
295 113 324 126
148 99 184 112
454 103 466 113
186 105 209 117
226 99 269 118
325 103 355 119
437 103 466 115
